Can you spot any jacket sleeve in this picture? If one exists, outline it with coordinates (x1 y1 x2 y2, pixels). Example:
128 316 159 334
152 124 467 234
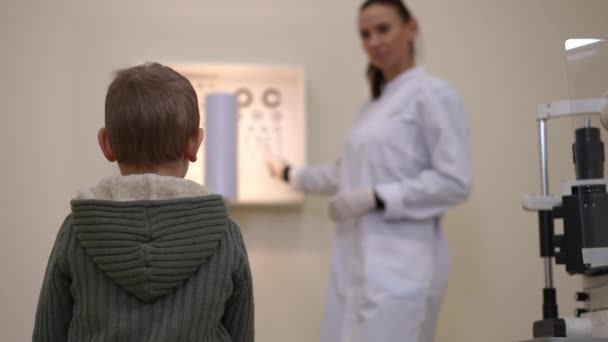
290 160 340 195
33 217 74 342
222 220 254 342
375 85 472 221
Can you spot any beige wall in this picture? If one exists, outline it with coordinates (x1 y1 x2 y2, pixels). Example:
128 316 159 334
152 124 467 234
2 1 608 341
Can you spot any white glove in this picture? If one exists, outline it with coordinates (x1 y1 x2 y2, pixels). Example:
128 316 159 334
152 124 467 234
329 188 376 222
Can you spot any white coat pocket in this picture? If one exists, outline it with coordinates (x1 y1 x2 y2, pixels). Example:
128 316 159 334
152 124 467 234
361 216 434 299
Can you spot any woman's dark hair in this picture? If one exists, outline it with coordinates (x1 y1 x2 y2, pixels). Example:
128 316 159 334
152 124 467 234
360 0 413 99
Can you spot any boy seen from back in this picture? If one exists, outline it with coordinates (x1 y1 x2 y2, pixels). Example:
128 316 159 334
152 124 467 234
33 62 254 342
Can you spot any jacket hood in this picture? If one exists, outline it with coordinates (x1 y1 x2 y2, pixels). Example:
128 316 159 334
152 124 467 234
70 174 228 303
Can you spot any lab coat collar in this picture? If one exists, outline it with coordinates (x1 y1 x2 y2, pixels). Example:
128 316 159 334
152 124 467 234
382 65 426 97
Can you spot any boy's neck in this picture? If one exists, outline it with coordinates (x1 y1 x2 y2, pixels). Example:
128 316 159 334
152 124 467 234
118 159 188 178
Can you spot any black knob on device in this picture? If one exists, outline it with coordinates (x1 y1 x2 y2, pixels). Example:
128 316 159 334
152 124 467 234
575 292 589 302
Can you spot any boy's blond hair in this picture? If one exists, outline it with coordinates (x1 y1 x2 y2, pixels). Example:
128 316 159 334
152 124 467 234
104 62 199 169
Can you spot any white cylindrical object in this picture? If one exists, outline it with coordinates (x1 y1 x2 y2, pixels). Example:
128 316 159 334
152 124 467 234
564 317 592 338
205 93 238 200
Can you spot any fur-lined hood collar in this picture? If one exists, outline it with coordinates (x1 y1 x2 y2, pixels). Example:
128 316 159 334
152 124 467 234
74 174 210 201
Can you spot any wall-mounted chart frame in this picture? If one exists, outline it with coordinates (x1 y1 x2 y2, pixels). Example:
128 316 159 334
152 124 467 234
172 64 306 205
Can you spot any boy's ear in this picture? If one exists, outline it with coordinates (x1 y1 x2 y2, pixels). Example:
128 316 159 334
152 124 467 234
186 128 204 162
98 128 116 162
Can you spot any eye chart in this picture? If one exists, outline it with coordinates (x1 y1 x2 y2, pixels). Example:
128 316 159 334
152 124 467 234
172 64 306 205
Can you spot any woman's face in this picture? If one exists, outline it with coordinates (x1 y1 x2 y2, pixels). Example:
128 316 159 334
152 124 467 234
359 4 417 75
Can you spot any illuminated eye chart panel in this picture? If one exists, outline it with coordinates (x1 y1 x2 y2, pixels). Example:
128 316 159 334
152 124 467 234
172 64 306 205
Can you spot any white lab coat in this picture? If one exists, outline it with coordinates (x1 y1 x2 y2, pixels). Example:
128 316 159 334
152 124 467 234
291 66 472 342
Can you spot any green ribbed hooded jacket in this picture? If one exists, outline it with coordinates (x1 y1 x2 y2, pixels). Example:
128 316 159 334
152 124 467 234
33 175 254 342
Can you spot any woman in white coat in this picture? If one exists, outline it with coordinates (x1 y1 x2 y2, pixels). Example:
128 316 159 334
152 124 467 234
268 1 472 341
